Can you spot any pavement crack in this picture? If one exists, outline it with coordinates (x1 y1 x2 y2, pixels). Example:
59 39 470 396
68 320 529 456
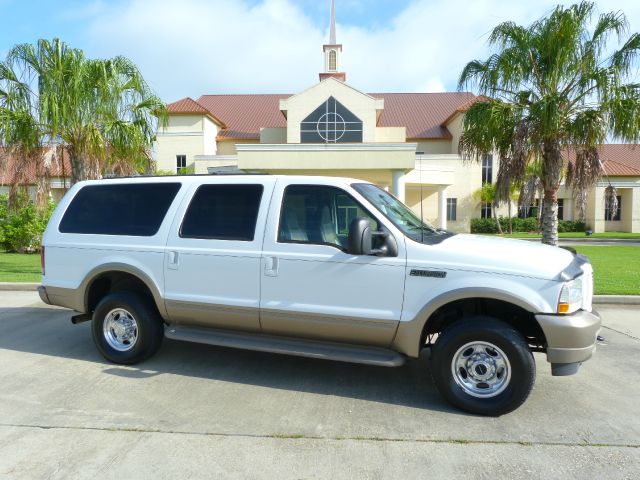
602 325 640 341
0 422 638 449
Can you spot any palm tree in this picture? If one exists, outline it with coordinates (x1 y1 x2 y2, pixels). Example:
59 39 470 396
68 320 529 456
473 182 503 234
2 38 166 185
458 2 640 245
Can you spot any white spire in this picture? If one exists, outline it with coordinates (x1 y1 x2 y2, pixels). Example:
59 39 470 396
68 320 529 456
329 0 336 44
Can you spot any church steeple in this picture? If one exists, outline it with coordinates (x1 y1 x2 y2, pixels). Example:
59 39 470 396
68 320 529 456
320 0 346 82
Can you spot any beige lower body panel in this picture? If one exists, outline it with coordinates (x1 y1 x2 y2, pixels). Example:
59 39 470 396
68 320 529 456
260 309 398 347
166 300 261 333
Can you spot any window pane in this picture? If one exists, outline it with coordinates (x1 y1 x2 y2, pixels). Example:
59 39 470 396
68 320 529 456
557 199 564 220
181 185 263 241
447 198 457 221
279 185 377 249
59 183 181 236
300 96 363 144
482 154 493 184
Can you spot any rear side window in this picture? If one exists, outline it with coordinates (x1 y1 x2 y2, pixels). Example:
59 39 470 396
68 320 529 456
59 183 181 236
180 184 264 241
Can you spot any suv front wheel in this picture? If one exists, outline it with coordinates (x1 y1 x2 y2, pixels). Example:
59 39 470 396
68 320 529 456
430 316 536 416
92 291 164 365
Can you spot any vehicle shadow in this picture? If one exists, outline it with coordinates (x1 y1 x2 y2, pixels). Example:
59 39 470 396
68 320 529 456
0 305 462 414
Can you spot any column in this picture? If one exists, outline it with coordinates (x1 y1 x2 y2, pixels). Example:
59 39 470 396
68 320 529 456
391 170 406 203
438 186 448 230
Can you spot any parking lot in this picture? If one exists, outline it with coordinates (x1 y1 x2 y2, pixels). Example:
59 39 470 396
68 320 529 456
0 291 638 479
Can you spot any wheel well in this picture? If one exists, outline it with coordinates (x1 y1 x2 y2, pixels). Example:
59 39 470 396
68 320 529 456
86 271 157 314
421 298 547 351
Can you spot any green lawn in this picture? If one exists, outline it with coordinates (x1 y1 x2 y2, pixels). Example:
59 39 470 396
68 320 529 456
0 253 41 282
574 246 640 295
1 247 638 295
482 232 640 239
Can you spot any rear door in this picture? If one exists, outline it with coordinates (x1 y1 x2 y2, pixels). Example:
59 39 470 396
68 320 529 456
259 180 407 346
164 178 276 331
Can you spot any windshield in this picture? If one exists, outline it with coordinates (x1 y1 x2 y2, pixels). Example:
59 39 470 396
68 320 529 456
352 183 454 244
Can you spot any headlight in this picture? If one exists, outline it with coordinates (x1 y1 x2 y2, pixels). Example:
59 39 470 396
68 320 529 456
558 276 583 314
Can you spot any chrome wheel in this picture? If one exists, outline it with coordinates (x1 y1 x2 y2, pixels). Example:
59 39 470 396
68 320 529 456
451 341 511 398
103 308 139 352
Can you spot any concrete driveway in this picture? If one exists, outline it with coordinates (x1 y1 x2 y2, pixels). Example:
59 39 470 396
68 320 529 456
0 292 638 479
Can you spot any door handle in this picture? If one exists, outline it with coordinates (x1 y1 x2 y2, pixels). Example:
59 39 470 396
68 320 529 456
167 251 179 270
264 256 279 277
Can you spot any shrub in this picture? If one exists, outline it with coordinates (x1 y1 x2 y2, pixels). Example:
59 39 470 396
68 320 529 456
0 194 56 253
471 218 498 233
558 220 586 233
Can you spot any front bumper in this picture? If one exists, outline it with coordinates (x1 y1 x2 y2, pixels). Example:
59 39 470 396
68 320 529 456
535 309 601 374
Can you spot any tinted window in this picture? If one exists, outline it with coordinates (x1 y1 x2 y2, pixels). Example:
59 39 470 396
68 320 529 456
59 183 181 236
300 96 363 143
180 184 263 241
278 185 378 249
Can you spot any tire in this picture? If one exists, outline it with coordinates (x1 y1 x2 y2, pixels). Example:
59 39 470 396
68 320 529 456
430 316 535 416
92 291 164 365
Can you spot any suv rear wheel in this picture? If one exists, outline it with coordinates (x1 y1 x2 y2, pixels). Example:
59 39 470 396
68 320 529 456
430 316 536 416
92 291 164 365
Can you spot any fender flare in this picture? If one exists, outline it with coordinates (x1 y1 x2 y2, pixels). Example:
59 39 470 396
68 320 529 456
80 263 168 318
391 287 540 358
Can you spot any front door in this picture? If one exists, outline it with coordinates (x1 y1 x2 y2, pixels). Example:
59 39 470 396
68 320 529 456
260 181 406 346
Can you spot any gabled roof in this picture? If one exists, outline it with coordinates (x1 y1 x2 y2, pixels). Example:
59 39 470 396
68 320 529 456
565 144 640 177
166 97 226 128
188 91 477 141
197 94 290 140
598 144 640 176
372 92 477 139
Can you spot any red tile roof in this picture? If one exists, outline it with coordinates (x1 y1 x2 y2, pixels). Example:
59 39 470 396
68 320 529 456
167 92 478 141
166 97 226 127
197 94 290 140
372 92 477 139
565 144 640 177
0 147 71 185
597 144 640 176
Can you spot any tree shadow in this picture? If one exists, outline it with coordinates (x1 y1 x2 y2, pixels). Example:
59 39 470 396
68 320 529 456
0 305 466 415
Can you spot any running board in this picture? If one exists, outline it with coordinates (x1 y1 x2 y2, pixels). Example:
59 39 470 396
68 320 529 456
165 325 405 367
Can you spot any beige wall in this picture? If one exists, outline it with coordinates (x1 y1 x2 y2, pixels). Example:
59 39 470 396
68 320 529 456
155 114 220 172
260 128 287 143
216 140 259 156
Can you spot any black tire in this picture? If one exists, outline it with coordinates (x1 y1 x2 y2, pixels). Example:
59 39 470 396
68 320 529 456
92 291 164 365
430 316 535 416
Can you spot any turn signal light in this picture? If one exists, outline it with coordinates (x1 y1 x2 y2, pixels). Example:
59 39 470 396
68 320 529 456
557 303 570 314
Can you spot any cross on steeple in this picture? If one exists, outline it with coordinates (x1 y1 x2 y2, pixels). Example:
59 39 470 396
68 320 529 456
320 0 346 82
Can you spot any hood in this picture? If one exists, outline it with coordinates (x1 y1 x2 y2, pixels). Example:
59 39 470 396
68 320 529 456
409 234 576 281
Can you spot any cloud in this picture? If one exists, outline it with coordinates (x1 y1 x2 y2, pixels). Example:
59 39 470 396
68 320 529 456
83 0 640 101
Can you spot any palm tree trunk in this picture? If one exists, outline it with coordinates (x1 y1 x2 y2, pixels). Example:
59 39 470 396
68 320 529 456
69 148 89 185
508 200 513 234
493 202 503 234
540 141 563 246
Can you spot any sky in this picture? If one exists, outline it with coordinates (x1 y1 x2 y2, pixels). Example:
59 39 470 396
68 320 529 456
1 0 639 102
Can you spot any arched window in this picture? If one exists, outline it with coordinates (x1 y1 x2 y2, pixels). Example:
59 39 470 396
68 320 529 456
328 50 337 72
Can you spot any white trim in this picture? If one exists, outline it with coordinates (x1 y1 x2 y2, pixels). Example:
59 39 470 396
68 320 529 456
156 131 204 137
236 143 418 152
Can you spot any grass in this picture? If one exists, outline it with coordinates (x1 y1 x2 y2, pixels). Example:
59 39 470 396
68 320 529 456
0 252 41 282
574 246 640 295
1 246 638 295
482 231 640 239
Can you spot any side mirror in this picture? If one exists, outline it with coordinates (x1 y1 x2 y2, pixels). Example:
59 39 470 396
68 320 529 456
347 217 397 257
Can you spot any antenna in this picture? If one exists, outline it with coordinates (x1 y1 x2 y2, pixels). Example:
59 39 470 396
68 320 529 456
416 151 425 242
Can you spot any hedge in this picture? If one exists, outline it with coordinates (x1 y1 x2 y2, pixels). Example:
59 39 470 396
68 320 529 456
470 217 585 234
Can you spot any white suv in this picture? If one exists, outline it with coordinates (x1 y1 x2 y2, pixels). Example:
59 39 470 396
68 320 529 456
39 175 600 415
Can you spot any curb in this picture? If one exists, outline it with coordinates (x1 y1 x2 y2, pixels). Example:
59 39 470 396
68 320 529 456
0 282 39 291
592 295 640 305
0 283 638 305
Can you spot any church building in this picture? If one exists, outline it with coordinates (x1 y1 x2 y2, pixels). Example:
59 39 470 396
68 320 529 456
155 0 640 233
